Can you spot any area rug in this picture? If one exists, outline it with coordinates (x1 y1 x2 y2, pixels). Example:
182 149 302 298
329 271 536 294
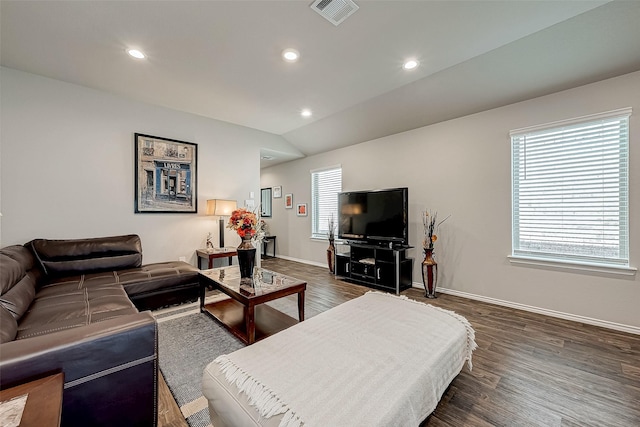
155 302 245 427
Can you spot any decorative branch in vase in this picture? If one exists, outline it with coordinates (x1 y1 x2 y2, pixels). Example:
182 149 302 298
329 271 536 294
422 210 450 298
327 215 336 242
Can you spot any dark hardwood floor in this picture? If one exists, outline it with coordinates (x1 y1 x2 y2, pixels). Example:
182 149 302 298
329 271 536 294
158 372 188 427
159 257 640 427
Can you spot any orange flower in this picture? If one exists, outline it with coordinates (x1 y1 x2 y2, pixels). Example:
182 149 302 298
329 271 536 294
227 208 259 238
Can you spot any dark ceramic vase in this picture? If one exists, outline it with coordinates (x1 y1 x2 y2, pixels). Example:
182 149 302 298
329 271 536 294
237 236 256 279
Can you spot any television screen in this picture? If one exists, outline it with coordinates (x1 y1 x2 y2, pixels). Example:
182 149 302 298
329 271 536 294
338 187 408 245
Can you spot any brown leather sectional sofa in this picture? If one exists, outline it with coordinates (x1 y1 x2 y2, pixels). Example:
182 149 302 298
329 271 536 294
0 234 199 426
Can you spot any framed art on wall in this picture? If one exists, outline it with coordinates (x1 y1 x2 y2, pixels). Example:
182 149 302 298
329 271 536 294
285 194 293 209
134 133 198 213
273 186 282 198
297 203 307 216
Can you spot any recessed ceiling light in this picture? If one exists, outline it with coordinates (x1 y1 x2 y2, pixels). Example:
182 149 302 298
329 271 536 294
282 48 300 63
403 59 419 70
301 109 312 118
127 49 146 59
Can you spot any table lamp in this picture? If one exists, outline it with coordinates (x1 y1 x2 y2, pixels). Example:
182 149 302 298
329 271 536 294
207 199 237 249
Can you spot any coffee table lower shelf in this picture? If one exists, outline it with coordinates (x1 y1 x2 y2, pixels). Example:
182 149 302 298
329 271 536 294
202 298 298 344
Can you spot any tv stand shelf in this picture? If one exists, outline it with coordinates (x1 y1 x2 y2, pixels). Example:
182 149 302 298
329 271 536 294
335 243 413 295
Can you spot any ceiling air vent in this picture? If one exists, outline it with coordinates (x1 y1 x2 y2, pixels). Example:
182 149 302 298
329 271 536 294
310 0 359 26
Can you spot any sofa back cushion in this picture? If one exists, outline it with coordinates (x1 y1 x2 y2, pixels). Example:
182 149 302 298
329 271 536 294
0 305 17 343
1 245 37 271
0 246 37 328
0 251 24 295
29 235 143 277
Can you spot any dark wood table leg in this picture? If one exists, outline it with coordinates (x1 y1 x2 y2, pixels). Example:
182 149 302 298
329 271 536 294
298 290 305 321
246 304 256 344
228 256 233 266
199 277 206 312
208 256 214 269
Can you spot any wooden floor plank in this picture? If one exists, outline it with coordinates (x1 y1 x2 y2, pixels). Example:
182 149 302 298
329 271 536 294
158 257 640 426
158 372 188 427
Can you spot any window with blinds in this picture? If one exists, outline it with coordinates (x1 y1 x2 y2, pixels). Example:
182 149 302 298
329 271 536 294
311 166 342 239
511 108 630 267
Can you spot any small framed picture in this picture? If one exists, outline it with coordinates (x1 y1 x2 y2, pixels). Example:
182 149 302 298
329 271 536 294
285 194 293 209
273 186 282 198
297 203 307 216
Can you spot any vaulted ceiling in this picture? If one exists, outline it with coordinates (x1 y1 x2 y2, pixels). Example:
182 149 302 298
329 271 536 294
2 1 640 167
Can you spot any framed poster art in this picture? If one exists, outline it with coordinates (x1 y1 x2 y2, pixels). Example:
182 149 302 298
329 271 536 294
285 194 293 209
297 203 307 216
134 133 198 213
273 186 282 198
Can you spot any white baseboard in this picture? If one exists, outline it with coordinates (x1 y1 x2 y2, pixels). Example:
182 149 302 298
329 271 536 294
270 254 328 269
267 256 640 335
411 282 640 335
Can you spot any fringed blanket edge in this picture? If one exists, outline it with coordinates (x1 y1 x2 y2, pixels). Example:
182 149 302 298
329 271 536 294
214 355 304 427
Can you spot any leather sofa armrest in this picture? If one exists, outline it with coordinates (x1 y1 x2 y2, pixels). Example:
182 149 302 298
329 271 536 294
0 312 157 389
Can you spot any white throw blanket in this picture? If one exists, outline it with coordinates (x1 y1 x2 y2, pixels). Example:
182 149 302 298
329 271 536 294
214 291 476 427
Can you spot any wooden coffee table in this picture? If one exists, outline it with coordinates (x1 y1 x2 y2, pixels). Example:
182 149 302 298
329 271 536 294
199 266 306 344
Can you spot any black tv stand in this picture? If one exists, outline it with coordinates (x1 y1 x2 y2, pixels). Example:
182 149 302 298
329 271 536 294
335 242 414 295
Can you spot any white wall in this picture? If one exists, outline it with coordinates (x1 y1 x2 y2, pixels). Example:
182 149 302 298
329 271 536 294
0 67 299 264
262 71 640 330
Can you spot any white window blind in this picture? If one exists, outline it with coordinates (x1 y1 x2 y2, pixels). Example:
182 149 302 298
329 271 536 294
511 108 630 267
311 166 342 239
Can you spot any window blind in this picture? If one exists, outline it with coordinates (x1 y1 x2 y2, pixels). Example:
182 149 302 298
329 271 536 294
511 108 630 266
311 166 342 239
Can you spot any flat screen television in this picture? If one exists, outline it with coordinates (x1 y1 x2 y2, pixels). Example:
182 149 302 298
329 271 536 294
338 187 408 245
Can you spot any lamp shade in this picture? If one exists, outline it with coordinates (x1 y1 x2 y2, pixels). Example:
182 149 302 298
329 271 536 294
207 199 237 217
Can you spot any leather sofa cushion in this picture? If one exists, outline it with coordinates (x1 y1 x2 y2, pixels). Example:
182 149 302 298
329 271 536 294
0 273 36 321
47 261 199 298
0 252 24 295
1 306 18 343
1 245 36 271
121 261 199 297
29 235 143 277
16 281 137 340
0 252 36 321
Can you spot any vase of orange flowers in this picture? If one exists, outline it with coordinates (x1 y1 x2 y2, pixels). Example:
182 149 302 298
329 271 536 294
421 210 449 298
227 208 259 278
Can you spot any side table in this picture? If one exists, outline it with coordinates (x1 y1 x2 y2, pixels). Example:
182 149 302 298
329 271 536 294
262 235 276 258
196 248 238 270
0 372 64 427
